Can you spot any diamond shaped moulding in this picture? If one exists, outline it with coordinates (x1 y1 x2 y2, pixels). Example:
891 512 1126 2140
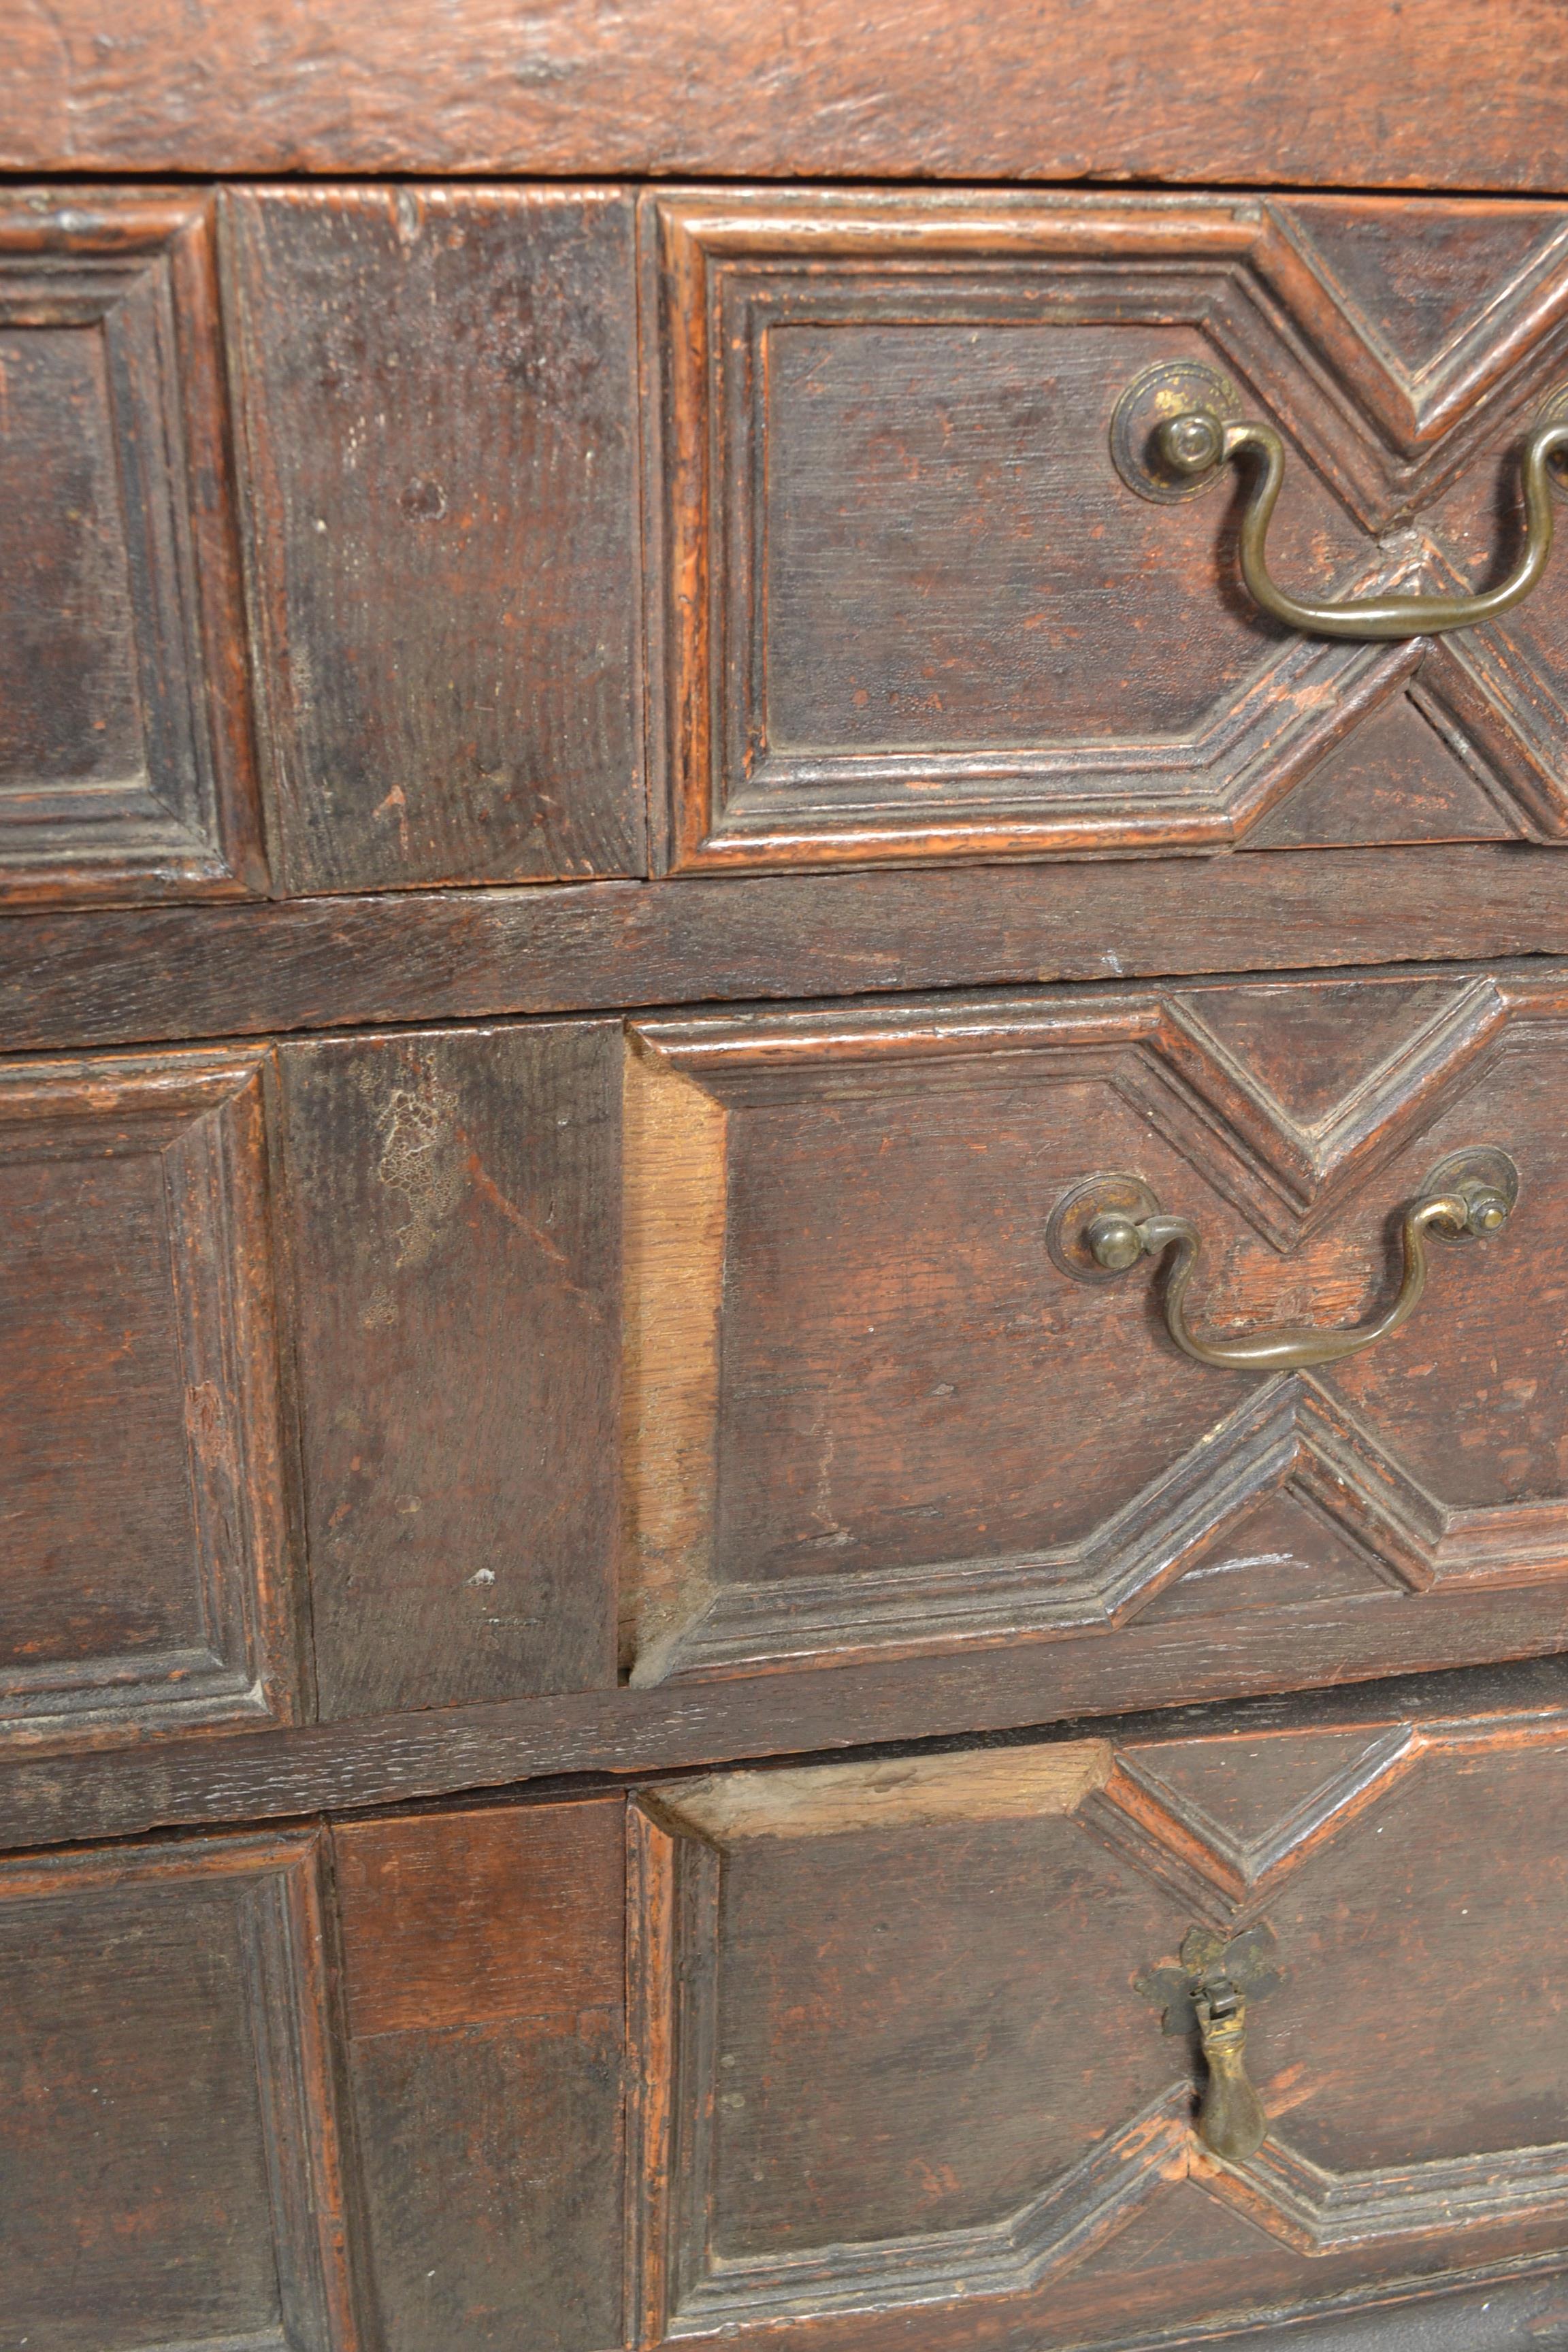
1267 197 1568 489
644 189 1568 872
627 1724 1568 2347
623 975 1568 1690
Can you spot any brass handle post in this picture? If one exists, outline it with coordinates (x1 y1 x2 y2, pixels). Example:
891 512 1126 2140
1050 1149 1518 1373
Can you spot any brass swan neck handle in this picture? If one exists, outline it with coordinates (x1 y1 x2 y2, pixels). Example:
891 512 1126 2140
1049 1149 1518 1374
1160 411 1568 640
1109 360 1568 640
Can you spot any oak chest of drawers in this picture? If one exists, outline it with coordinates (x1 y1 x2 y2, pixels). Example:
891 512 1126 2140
10 10 1568 2352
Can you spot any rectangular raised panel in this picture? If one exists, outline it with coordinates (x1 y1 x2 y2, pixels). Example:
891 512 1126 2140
0 193 264 904
645 190 1568 872
0 1049 296 1746
333 1800 625 2352
621 970 1568 1695
0 1830 355 2352
224 186 644 894
278 1023 621 1718
630 1712 1568 2351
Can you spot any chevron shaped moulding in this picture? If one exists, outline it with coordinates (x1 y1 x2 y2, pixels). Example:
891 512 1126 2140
621 971 1568 1700
642 189 1568 869
626 1715 1568 2350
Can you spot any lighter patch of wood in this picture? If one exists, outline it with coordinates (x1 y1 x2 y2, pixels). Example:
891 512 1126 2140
620 1035 728 1679
653 1740 1113 1843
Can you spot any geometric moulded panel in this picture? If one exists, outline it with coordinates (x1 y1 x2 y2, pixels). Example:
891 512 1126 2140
0 1828 355 2352
0 1048 296 1747
644 190 1568 872
622 969 1568 1697
630 1707 1568 2352
0 193 265 904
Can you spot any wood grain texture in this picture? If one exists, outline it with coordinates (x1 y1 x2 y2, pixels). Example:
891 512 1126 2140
333 1799 624 2038
333 1800 623 2352
651 1741 1113 1842
8 853 1568 1054
276 1023 621 1720
4 1616 1568 1861
5 4 1568 189
0 1829 356 2352
621 1038 728 1675
644 189 1568 872
618 970 1568 1691
0 1048 297 1750
630 1701 1568 2349
0 193 264 905
223 186 644 894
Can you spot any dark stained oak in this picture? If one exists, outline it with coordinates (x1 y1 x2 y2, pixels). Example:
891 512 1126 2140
14 1683 1568 2352
277 1022 621 1718
15 184 1568 900
0 1048 298 1749
333 1802 625 2352
3 1614 1568 1861
223 186 644 894
12 975 1568 1783
5 3 1568 191
621 971 1568 1693
644 190 1568 873
0 194 265 905
626 1696 1568 2350
7 852 1568 1054
14 50 1568 2352
0 1830 355 2352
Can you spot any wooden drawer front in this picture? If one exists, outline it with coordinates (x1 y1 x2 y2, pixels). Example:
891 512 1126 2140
0 1800 630 2352
1 1830 353 2352
630 1708 1568 2352
0 1049 295 1745
27 1700 1568 2352
646 189 1568 872
0 195 263 905
23 979 1568 1759
0 1022 621 1754
623 970 1568 1693
0 186 644 908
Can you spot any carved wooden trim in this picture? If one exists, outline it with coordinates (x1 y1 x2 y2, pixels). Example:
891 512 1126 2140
671 2089 1191 2334
626 1801 679 2350
630 1761 1188 2337
0 195 263 904
644 191 1568 872
621 983 1568 1684
1267 199 1568 463
1088 1711 1568 1929
1204 2132 1568 2257
632 1725 1568 2342
0 1050 297 1747
0 1830 358 2352
630 975 1519 1249
1090 1725 1420 1916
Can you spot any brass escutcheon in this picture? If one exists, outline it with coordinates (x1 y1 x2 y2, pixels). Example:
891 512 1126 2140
1139 1925 1277 2166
